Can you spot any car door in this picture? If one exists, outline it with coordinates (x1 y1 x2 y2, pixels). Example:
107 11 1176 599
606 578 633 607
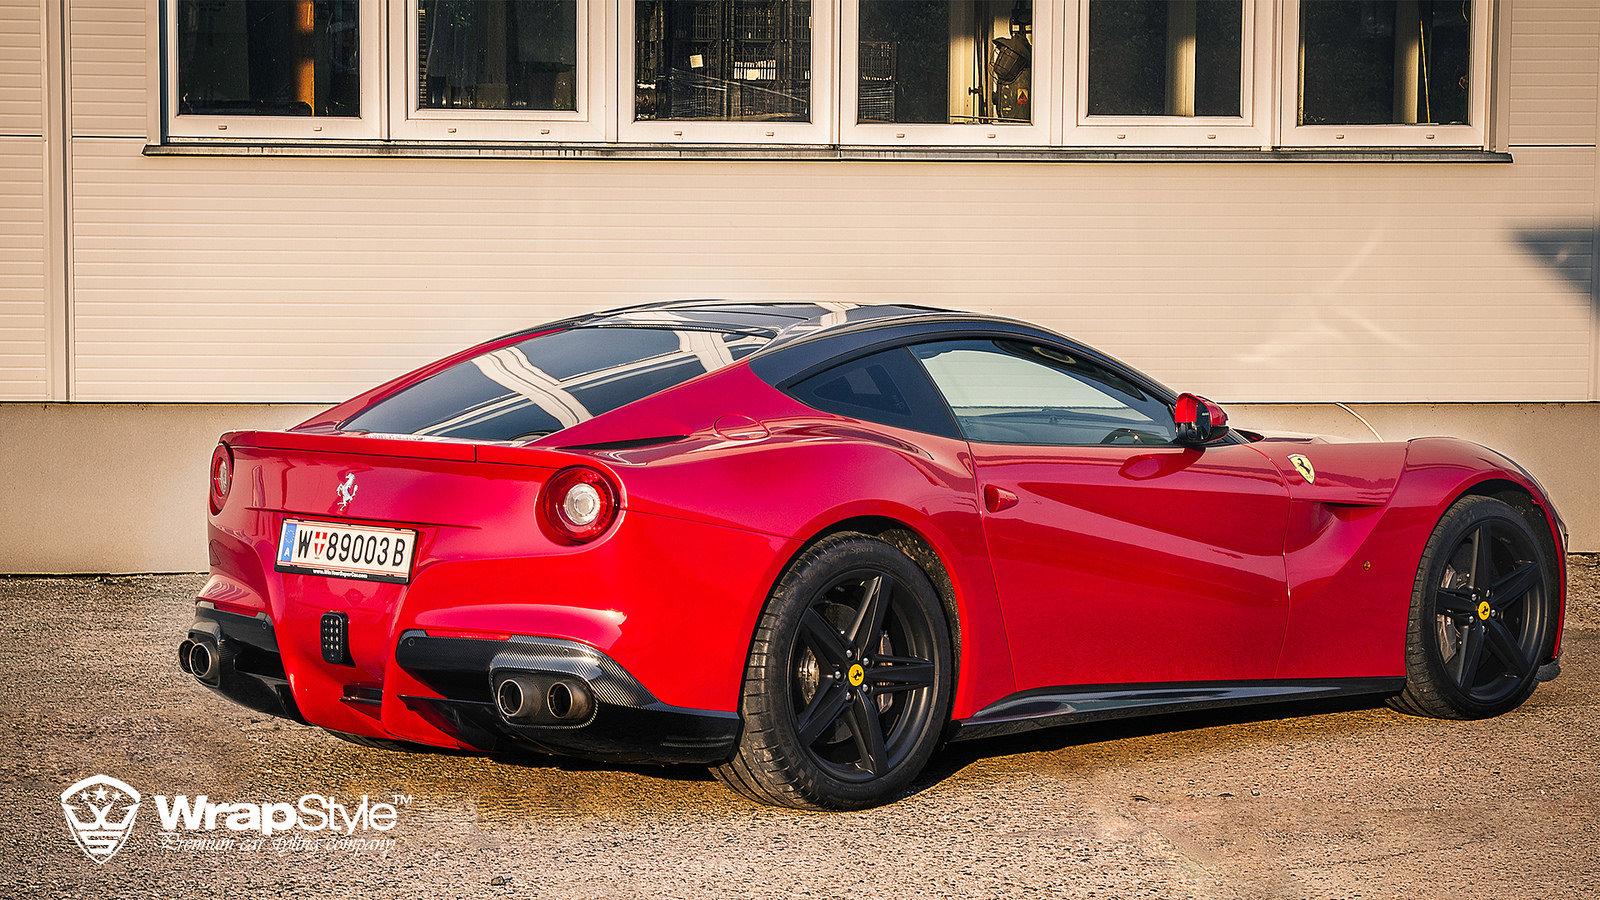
910 338 1292 691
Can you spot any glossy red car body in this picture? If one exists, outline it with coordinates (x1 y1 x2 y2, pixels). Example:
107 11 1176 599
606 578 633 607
182 300 1567 773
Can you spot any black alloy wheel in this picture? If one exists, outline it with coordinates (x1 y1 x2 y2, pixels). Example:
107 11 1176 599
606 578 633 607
715 533 952 810
790 568 940 782
1391 495 1557 719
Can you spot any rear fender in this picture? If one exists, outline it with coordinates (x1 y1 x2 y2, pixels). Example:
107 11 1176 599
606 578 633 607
572 373 1015 721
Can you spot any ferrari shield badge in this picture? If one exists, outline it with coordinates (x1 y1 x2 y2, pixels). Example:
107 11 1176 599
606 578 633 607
1288 454 1316 485
61 775 141 864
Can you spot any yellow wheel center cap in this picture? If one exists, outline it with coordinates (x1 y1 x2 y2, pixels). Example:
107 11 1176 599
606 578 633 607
1477 600 1492 620
847 664 866 687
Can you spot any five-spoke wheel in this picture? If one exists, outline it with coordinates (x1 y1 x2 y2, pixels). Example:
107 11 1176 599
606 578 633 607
715 533 951 810
1391 495 1557 719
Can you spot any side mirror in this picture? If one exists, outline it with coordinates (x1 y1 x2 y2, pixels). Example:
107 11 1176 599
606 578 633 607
1174 393 1230 445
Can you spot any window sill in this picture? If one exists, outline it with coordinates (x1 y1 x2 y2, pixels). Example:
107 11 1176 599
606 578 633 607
142 142 1514 164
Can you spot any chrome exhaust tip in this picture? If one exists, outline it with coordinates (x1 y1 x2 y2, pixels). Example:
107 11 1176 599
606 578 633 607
495 676 540 720
546 679 593 722
188 639 220 683
178 639 195 674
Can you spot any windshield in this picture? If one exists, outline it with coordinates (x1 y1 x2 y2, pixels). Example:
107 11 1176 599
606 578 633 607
341 326 767 441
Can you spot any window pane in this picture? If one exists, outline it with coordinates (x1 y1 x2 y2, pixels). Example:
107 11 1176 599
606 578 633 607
341 326 768 441
857 0 1032 125
419 1 578 111
635 0 812 122
788 347 960 438
177 0 360 117
1299 0 1472 126
1086 0 1242 118
912 340 1175 446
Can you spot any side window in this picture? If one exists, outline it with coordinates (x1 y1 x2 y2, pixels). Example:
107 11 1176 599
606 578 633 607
911 339 1175 446
787 347 960 439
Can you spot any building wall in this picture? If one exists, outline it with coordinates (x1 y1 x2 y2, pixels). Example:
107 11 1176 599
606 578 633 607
0 402 316 573
63 144 1600 406
1 0 1598 570
0 0 50 399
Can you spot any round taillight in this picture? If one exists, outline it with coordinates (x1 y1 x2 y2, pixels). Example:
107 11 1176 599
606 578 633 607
540 467 618 543
209 443 233 513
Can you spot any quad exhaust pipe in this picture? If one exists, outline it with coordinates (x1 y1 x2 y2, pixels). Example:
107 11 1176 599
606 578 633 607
495 674 594 724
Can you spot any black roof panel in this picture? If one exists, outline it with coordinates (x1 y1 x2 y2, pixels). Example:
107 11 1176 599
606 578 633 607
572 299 954 343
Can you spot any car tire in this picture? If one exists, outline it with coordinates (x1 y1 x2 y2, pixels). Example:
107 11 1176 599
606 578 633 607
1389 495 1558 720
713 532 953 810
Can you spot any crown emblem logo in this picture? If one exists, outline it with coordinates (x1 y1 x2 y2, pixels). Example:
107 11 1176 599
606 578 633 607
61 775 141 864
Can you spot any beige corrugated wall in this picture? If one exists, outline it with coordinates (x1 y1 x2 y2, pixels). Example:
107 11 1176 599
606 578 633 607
0 0 49 399
68 147 1595 404
1508 0 1600 146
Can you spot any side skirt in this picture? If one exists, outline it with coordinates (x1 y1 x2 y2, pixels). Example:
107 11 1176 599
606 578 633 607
950 677 1407 742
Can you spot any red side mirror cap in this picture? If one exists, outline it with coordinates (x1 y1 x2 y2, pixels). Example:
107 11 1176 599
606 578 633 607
1174 393 1230 445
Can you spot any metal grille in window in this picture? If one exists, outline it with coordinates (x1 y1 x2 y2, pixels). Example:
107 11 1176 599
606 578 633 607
416 6 430 109
670 69 729 119
735 0 779 41
636 0 809 122
691 1 724 41
859 40 896 121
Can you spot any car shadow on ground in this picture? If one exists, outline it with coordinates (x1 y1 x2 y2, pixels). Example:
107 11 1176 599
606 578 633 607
912 694 1392 797
399 694 1399 798
483 752 716 783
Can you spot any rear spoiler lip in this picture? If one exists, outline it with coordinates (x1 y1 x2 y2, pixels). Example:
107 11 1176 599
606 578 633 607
222 429 593 470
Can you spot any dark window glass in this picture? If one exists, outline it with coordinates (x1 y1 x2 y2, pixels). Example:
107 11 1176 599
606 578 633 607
911 340 1175 446
1087 0 1242 118
418 0 578 111
177 0 360 117
1300 0 1472 126
342 326 767 441
788 347 960 439
634 0 812 122
858 0 1032 125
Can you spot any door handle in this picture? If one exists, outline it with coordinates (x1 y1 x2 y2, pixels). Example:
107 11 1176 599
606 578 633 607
983 485 1019 513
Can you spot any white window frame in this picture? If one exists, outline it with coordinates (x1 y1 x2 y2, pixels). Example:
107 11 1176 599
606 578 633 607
1062 0 1272 148
165 0 385 140
1278 0 1491 148
387 0 611 142
839 0 1056 147
618 0 836 144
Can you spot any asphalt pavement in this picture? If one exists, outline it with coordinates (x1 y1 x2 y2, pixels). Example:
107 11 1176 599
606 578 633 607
4 558 1598 899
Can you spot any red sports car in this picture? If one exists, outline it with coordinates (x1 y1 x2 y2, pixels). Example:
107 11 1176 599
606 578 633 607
181 300 1566 809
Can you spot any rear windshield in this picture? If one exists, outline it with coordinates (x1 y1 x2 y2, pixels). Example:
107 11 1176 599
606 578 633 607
341 326 767 441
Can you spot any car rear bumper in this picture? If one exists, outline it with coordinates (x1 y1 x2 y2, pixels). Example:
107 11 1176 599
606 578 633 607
179 608 740 766
180 602 306 724
392 631 740 764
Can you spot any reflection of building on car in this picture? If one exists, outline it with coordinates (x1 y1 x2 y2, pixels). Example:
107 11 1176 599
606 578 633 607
179 300 1567 810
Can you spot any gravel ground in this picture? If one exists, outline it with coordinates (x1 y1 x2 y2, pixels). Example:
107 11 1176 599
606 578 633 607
3 557 1598 900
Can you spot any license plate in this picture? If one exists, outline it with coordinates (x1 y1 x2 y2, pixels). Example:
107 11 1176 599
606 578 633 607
275 519 416 584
